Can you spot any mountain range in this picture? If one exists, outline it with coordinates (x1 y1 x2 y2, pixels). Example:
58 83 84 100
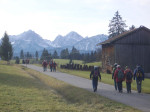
0 30 108 56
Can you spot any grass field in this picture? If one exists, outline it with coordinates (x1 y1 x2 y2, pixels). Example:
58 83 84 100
53 59 102 67
53 59 150 94
0 61 139 112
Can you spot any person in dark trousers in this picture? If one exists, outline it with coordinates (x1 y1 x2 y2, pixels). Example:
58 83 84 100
114 65 125 93
49 60 53 72
53 61 57 72
42 60 47 72
90 66 101 92
124 66 133 93
112 63 118 90
134 65 145 93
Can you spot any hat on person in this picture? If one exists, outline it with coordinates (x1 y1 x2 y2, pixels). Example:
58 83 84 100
94 66 98 68
114 63 117 66
117 65 121 68
125 66 128 69
94 66 98 70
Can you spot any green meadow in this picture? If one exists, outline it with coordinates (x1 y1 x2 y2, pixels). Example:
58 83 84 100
53 59 150 94
0 61 139 112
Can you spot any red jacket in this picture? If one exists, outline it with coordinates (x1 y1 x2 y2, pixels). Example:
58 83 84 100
114 68 125 82
42 61 47 67
124 69 133 83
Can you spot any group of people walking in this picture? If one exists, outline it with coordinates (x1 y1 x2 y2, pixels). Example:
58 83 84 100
112 63 144 93
90 64 145 93
42 60 57 72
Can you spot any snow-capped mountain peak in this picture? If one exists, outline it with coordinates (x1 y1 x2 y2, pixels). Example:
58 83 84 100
8 30 53 56
65 31 83 41
1 30 108 56
52 31 84 47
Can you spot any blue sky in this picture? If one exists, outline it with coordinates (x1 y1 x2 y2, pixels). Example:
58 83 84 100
0 0 150 41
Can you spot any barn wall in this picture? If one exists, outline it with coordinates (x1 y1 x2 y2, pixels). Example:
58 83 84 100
114 29 150 72
102 44 115 73
115 29 150 45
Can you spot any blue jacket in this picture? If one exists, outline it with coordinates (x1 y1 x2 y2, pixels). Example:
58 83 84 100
90 69 101 80
133 67 144 81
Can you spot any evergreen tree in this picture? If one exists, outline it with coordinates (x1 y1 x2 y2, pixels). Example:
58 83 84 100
96 48 102 61
65 48 69 59
90 51 95 62
35 51 38 61
60 48 69 59
15 56 20 64
0 32 13 61
26 52 30 59
40 48 51 61
70 46 80 60
94 51 97 61
52 50 59 59
129 25 135 30
0 46 1 57
24 52 32 59
83 53 90 63
20 49 24 59
108 11 127 38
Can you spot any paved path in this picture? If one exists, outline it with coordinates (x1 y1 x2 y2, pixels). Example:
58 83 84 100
25 64 150 112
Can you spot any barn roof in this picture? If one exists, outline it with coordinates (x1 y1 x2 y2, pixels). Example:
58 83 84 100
97 26 150 45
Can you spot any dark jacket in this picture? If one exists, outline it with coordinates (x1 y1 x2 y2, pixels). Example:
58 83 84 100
124 68 133 83
112 66 117 79
134 67 144 81
90 69 101 80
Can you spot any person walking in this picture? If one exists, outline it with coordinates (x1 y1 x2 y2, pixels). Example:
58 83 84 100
53 61 57 72
124 66 133 93
49 60 53 72
134 65 145 93
112 63 118 90
42 60 47 72
114 65 125 93
90 66 101 92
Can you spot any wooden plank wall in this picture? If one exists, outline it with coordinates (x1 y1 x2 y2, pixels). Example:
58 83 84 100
114 29 150 72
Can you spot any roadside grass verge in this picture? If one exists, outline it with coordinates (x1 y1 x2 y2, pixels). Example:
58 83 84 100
0 63 139 112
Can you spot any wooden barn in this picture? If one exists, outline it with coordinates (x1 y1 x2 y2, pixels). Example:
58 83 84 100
98 26 150 74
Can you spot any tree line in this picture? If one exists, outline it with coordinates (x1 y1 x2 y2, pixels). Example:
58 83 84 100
18 46 102 63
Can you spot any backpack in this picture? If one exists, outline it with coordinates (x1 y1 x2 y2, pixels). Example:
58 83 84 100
43 61 47 66
118 70 124 80
50 61 52 65
53 62 56 67
136 70 143 78
126 71 132 80
93 70 98 78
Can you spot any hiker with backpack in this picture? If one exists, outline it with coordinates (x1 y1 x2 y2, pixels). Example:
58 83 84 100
134 65 145 93
124 66 133 93
114 65 125 93
90 66 101 92
112 63 118 90
42 60 47 72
